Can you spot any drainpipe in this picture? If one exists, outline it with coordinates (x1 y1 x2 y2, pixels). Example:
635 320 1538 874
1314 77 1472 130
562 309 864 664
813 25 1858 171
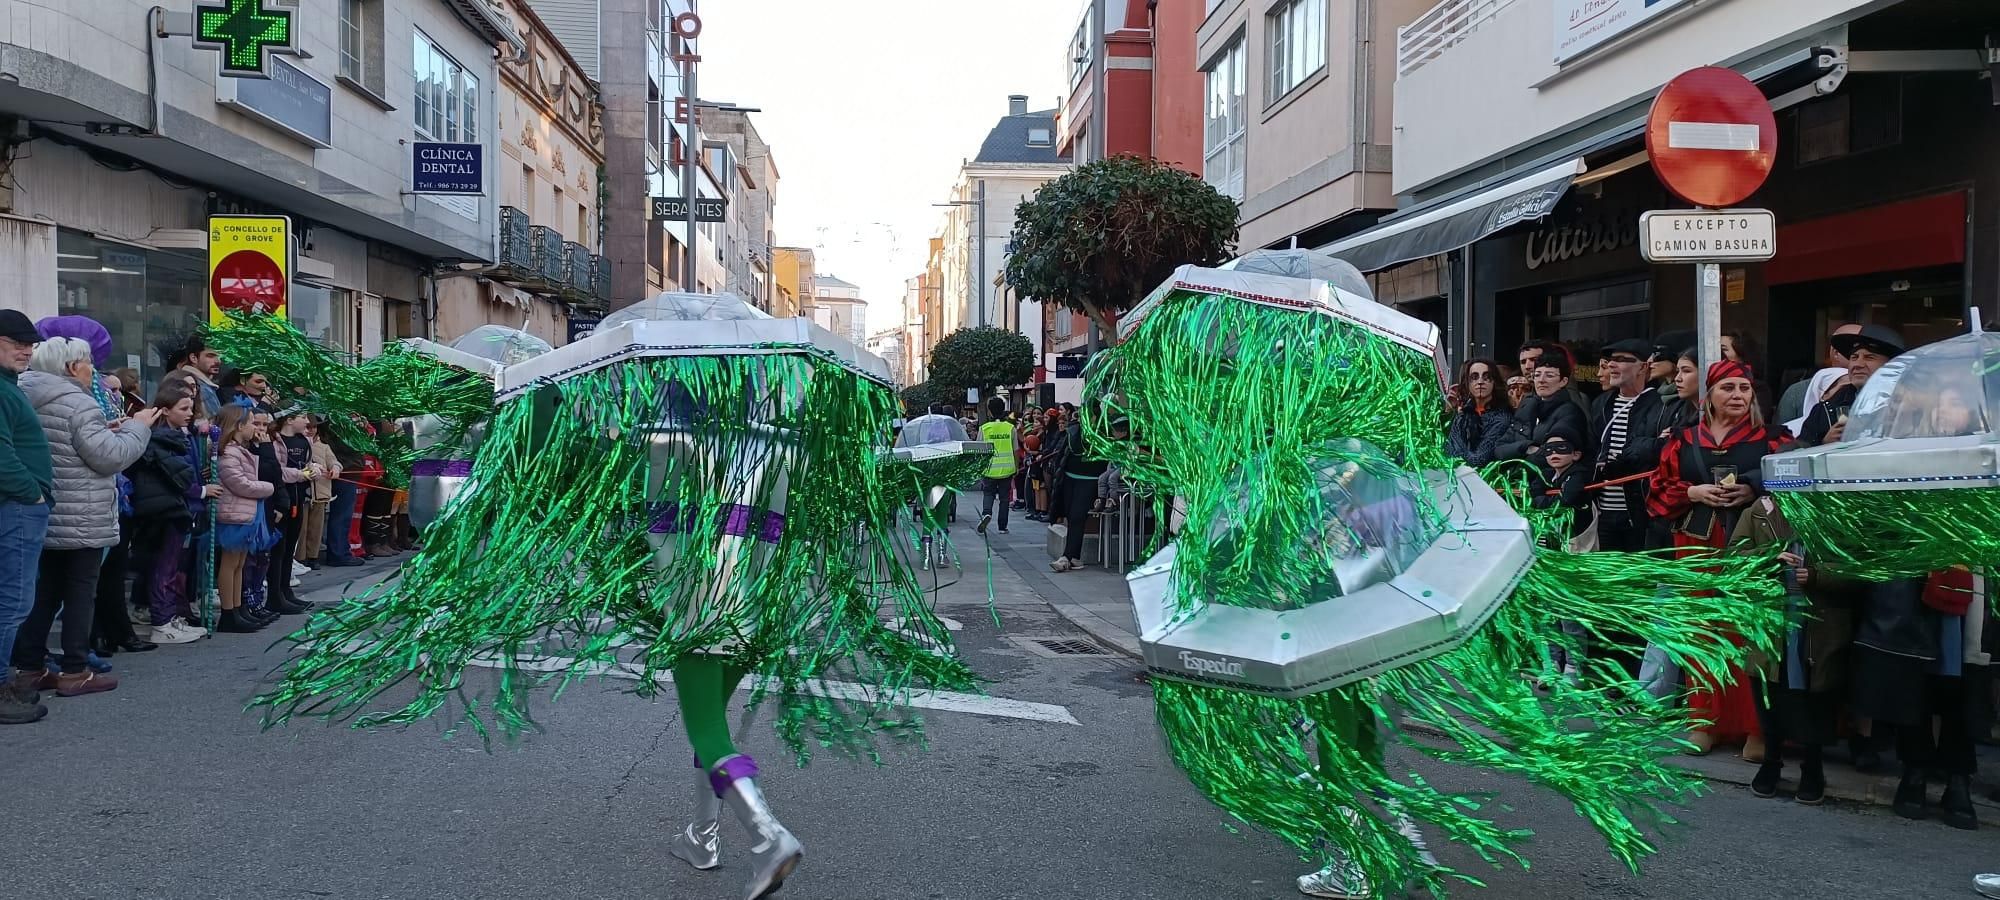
147 7 169 136
1146 0 1159 161
1351 0 1374 184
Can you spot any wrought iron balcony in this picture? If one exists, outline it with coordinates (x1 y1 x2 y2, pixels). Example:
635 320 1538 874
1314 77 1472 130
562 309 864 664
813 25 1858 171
564 242 593 295
593 255 611 302
530 226 565 284
498 207 534 272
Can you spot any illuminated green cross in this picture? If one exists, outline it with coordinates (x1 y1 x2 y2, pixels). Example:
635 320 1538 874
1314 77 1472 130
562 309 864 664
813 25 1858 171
193 0 295 78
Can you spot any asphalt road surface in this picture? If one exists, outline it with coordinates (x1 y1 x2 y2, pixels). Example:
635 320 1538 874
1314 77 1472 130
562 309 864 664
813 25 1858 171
7 526 1994 900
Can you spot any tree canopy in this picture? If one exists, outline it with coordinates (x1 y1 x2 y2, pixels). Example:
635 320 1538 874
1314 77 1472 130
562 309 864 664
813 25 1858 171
1003 156 1239 344
927 326 1035 396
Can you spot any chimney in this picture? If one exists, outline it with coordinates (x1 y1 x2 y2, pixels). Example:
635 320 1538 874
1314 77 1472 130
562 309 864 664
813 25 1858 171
1008 95 1029 117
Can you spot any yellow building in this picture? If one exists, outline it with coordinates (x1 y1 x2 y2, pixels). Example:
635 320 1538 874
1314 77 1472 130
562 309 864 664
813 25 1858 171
770 246 816 319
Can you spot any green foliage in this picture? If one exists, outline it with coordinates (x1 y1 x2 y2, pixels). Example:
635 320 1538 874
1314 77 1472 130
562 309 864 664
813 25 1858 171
900 381 959 417
1004 156 1239 344
927 326 1034 394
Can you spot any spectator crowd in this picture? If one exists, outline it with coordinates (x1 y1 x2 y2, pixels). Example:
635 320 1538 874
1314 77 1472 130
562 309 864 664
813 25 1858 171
0 311 416 727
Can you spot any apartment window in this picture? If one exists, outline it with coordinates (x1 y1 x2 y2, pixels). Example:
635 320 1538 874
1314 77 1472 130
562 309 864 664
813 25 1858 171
337 0 386 97
1203 41 1247 201
414 30 479 143
520 166 534 218
1027 127 1053 147
578 204 590 246
1269 0 1326 101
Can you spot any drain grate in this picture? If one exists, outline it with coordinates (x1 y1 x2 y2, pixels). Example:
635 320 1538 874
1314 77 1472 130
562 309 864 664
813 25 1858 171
1013 636 1112 658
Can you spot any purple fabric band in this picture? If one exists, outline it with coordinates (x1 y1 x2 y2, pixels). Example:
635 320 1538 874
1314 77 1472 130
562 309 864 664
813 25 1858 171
708 754 759 797
645 503 784 544
410 459 475 478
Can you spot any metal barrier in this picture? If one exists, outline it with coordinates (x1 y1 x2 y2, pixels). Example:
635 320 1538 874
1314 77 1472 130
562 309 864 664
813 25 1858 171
1096 492 1154 573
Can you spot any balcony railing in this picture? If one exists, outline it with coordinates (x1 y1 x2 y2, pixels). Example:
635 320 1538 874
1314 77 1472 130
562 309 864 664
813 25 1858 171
564 242 594 295
594 255 611 302
530 226 565 284
1397 0 1518 78
498 207 533 271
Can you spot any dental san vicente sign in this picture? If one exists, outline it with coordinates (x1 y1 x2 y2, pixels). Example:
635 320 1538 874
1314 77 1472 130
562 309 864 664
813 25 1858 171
411 142 484 195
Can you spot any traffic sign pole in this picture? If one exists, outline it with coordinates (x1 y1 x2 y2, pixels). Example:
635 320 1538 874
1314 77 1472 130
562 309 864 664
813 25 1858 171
1697 264 1721 400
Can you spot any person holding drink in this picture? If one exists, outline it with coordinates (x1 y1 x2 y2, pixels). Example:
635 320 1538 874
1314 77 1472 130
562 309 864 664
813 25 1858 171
1648 360 1787 757
1798 325 1906 446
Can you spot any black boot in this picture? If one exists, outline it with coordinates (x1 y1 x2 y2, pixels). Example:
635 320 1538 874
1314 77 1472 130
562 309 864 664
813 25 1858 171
1850 734 1883 773
1795 755 1826 805
1892 766 1929 820
1750 759 1783 798
1942 775 1979 830
218 609 262 634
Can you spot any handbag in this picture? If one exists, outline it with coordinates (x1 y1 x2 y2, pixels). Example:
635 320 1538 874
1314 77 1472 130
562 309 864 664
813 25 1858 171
1566 507 1600 553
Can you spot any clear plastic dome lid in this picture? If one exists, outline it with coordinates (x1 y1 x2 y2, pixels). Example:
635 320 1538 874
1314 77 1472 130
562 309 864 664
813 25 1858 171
1223 249 1375 300
447 325 554 367
600 291 771 327
1202 439 1437 609
1846 331 2000 441
896 413 969 447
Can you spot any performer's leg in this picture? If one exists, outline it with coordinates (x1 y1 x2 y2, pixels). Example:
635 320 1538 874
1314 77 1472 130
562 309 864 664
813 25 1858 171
673 657 802 898
668 655 743 871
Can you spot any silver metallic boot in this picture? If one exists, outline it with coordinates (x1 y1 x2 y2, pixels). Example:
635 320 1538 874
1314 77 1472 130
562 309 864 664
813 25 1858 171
669 757 722 871
711 754 803 900
1296 854 1370 899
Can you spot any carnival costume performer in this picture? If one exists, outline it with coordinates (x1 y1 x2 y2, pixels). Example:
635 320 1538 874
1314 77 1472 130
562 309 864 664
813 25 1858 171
251 292 988 900
396 326 555 528
1090 251 1786 898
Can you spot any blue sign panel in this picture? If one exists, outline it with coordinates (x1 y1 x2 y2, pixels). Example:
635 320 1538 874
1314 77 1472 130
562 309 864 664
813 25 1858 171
412 142 485 195
218 55 331 148
567 315 602 345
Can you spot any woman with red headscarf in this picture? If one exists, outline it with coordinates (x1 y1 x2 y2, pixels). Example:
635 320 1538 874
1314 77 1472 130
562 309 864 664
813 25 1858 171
1648 359 1785 759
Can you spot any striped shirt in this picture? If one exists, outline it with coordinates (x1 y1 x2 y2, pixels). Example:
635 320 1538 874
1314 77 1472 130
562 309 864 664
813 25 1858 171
1598 394 1637 512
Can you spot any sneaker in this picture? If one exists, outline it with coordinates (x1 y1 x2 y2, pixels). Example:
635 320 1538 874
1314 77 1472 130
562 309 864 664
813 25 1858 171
52 671 117 697
0 694 46 725
1297 859 1371 899
83 653 112 674
151 619 204 645
977 513 992 535
1975 874 2000 899
293 561 311 577
325 556 364 568
998 528 1009 535
289 575 303 587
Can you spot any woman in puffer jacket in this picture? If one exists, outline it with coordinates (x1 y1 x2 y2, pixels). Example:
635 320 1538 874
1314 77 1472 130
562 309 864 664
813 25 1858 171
9 337 156 697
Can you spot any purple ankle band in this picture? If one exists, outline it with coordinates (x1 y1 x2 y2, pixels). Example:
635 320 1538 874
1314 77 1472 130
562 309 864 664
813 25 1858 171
708 754 759 797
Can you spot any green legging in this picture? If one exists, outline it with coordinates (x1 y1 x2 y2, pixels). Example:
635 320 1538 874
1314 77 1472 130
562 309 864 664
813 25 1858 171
675 655 751 770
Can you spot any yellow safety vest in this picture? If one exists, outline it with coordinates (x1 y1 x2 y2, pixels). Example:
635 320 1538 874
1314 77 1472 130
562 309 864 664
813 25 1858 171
980 421 1017 478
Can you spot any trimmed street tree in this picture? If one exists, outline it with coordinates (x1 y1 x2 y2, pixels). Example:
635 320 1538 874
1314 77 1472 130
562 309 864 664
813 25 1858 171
900 380 958 417
1003 156 1239 345
927 326 1035 399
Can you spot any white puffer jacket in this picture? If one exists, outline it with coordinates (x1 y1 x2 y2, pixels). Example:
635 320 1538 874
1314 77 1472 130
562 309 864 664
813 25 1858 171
19 370 149 549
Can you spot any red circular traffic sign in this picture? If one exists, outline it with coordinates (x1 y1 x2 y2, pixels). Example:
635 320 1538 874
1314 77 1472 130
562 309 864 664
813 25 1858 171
1645 67 1777 208
211 249 287 315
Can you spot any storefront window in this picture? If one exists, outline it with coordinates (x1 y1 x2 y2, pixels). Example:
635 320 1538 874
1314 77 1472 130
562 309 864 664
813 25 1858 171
56 230 206 396
1545 280 1651 370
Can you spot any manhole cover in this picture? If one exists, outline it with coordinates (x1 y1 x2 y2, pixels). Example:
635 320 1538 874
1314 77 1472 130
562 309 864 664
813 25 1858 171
1010 636 1112 658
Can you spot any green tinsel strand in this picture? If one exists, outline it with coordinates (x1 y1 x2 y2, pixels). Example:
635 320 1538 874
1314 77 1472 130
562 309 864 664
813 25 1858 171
255 352 981 763
1093 288 1789 896
202 313 496 485
1771 488 2000 579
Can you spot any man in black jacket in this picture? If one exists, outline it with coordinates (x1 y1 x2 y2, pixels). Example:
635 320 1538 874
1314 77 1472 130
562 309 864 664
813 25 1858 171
1496 353 1591 463
1588 338 1668 553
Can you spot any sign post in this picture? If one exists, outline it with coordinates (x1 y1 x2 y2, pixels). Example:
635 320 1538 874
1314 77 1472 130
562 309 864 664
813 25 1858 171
208 215 291 324
1644 67 1778 398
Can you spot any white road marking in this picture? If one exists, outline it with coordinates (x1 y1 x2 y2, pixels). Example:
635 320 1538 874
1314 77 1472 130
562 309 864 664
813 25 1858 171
445 651 1081 726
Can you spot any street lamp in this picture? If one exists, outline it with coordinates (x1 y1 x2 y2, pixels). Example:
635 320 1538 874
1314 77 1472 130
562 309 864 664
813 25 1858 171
933 192 987 329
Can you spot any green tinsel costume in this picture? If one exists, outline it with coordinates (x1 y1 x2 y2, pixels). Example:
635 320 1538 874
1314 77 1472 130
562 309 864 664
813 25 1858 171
250 295 988 899
1091 254 1786 897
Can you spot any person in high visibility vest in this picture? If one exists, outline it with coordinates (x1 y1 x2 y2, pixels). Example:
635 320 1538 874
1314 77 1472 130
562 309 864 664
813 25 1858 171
976 397 1016 536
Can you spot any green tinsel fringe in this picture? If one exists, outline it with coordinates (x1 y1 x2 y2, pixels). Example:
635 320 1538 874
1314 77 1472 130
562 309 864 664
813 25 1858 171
202 313 496 485
254 352 980 763
1089 289 1787 896
1771 487 2000 580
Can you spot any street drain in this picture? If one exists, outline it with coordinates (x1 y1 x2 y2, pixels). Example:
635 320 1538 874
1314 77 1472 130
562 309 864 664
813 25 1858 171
1013 636 1112 658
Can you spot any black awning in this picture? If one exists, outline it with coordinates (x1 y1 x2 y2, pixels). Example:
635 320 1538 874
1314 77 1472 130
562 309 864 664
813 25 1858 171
1319 159 1584 274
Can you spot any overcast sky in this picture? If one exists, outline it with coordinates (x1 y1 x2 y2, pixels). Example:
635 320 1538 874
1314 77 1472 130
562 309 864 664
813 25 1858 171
698 0 1080 329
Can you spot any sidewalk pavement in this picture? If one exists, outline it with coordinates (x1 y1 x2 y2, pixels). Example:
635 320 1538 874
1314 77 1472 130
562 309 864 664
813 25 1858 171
988 516 2000 815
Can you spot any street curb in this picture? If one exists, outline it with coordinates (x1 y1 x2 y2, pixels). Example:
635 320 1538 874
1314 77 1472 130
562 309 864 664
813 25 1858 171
988 527 1145 659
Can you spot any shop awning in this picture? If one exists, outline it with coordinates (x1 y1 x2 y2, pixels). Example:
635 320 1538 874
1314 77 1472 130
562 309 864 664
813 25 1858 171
1318 159 1585 274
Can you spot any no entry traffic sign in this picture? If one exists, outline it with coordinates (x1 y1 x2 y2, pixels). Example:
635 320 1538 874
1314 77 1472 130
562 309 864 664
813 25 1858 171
209 215 290 324
1645 67 1777 208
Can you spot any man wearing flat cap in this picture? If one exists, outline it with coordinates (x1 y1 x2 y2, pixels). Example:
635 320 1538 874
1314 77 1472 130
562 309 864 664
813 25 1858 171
1798 324 1907 446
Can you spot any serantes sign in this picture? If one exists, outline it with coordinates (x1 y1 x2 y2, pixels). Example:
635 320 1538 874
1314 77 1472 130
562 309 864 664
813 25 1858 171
651 196 727 223
1639 209 1776 263
208 215 291 324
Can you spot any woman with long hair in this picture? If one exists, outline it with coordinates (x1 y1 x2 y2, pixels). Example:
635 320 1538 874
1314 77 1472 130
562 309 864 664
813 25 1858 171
1445 358 1513 467
124 384 221 644
1647 360 1785 759
214 404 275 633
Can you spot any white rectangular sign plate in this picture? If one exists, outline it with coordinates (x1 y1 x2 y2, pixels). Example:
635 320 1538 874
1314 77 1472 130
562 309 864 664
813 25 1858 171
1639 209 1776 263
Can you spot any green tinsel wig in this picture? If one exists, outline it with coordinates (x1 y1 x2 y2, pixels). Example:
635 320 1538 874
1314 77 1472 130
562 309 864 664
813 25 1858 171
1088 280 1785 897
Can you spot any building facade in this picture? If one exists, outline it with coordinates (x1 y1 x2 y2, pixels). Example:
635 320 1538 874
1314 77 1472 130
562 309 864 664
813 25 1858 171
1058 0 1205 171
1328 0 2000 380
771 245 814 318
864 327 906 386
811 273 866 345
703 105 778 310
435 0 609 346
0 0 515 388
1195 0 1418 251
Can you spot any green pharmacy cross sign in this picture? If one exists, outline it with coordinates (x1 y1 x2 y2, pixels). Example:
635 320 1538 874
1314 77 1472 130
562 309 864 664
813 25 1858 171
193 0 296 78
